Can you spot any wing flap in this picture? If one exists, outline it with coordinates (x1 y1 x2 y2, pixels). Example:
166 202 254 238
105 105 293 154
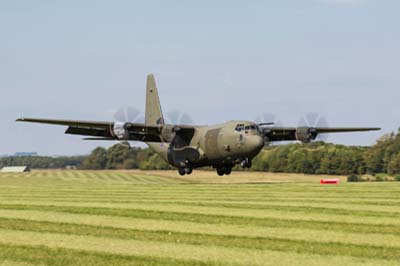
65 127 112 137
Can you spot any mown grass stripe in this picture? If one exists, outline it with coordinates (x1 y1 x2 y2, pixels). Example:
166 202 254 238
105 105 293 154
2 196 400 208
0 229 397 266
0 260 38 266
0 243 217 266
0 217 399 261
0 204 399 236
1 182 397 190
114 173 135 183
131 175 154 184
0 201 399 226
134 201 400 217
1 197 400 217
6 193 398 204
0 209 398 248
2 190 399 200
101 172 125 183
0 185 400 191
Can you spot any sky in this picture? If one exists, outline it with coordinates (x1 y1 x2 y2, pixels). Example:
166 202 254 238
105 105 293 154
1 0 399 155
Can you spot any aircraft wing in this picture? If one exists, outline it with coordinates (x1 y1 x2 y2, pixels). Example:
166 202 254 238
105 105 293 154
16 117 164 142
261 126 381 142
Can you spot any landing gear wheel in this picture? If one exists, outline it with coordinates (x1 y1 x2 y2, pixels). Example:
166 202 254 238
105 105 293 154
241 158 252 169
217 167 225 176
224 167 232 175
246 158 252 168
178 168 186 176
185 167 193 175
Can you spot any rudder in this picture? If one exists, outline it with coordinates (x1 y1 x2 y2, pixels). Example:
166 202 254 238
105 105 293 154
145 74 164 126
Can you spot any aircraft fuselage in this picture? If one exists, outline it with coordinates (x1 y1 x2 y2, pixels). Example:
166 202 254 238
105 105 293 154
147 120 264 174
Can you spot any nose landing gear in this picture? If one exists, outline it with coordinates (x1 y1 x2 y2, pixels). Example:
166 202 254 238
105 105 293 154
241 158 252 168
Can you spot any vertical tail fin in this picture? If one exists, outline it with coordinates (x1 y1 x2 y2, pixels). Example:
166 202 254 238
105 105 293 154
145 74 164 126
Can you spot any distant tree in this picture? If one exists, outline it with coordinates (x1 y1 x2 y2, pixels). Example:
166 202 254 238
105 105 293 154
140 153 171 170
364 134 393 174
0 155 85 169
388 153 400 175
81 147 108 170
347 174 362 182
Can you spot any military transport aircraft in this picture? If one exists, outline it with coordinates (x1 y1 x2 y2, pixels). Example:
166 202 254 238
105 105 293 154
17 74 380 176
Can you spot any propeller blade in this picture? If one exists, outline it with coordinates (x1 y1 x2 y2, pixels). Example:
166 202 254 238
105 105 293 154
180 113 193 124
298 117 308 127
113 108 126 121
258 122 275 126
305 112 319 127
166 110 194 125
255 113 282 127
316 116 329 141
167 110 180 124
126 107 141 122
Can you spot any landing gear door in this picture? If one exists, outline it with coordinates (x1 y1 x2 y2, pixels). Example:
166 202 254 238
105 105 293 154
205 128 222 160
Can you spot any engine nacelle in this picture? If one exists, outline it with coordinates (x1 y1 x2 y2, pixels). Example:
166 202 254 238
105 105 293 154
113 122 129 140
295 127 317 143
160 125 176 143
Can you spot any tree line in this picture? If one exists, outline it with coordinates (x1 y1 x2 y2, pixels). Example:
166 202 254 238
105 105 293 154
1 130 400 175
252 130 400 175
0 155 86 169
79 145 171 170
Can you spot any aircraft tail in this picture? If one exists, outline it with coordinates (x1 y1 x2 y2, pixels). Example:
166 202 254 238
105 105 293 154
145 74 164 126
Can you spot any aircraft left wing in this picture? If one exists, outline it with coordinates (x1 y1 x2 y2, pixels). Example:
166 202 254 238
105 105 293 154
16 118 164 142
260 126 381 143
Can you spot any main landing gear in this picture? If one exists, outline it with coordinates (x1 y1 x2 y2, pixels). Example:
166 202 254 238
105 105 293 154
216 165 232 176
178 167 193 176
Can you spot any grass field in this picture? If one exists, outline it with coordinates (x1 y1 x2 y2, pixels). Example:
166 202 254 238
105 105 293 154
0 170 399 266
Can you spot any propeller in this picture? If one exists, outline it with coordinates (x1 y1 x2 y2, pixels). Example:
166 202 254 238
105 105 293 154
255 113 283 127
112 107 144 148
298 112 330 142
165 109 194 125
113 107 144 124
254 113 283 146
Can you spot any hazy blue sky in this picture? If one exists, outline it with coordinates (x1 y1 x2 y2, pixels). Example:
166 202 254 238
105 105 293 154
1 0 399 155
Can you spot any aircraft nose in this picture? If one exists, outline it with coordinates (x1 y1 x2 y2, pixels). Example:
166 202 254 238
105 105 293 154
248 135 264 151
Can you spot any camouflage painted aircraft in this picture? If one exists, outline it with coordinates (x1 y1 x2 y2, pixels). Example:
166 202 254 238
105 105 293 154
17 74 380 176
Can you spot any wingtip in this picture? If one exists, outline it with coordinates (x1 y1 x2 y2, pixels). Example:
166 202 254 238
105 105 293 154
16 118 24 122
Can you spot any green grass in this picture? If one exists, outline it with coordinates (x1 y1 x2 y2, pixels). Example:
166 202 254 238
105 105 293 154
0 170 399 266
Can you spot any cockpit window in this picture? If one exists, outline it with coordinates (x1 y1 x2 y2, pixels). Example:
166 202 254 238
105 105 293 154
235 124 245 132
236 124 259 132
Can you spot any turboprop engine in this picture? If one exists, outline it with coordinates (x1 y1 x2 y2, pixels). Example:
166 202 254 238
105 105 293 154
113 122 130 140
160 124 176 143
295 127 318 143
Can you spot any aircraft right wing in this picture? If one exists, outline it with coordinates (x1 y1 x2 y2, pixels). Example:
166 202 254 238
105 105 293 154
260 126 381 143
